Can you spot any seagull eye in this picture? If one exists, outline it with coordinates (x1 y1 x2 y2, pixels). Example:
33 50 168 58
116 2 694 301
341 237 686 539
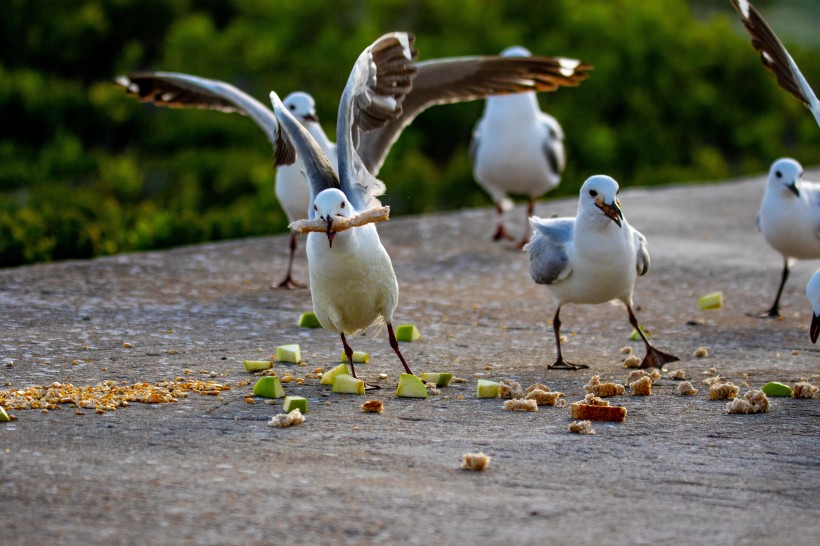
775 171 782 178
340 202 345 208
289 104 296 111
589 190 598 197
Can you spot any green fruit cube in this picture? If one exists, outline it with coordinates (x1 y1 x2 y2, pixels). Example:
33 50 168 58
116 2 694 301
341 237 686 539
282 395 308 413
761 382 792 397
253 376 285 399
0 406 10 422
320 363 351 385
476 379 500 399
395 324 421 342
341 351 370 363
298 312 322 328
332 374 365 395
698 292 724 310
629 326 651 341
395 373 428 398
420 372 453 387
242 360 273 372
276 344 301 364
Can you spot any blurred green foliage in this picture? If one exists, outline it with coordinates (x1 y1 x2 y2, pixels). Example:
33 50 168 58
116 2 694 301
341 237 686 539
1 0 818 266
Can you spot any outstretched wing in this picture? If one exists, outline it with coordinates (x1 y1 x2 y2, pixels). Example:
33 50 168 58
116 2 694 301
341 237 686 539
730 0 820 126
336 32 419 212
524 216 575 285
358 54 592 175
116 72 296 166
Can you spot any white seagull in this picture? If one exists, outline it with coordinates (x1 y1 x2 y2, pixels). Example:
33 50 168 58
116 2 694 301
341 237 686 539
807 270 820 343
524 175 679 370
470 45 572 247
730 0 820 127
117 52 590 287
755 158 820 318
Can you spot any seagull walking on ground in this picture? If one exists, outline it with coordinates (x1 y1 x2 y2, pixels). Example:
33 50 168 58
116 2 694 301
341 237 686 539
118 51 590 287
470 46 574 247
755 158 820 318
730 0 820 127
524 175 679 370
807 270 820 343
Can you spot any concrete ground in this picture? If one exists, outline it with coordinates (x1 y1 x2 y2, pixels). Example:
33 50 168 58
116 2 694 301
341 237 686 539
1 170 818 545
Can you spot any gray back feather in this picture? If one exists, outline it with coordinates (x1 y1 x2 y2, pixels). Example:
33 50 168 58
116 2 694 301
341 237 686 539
525 217 574 285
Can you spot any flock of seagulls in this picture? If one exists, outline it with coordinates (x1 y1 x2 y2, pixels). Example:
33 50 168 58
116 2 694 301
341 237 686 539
115 0 819 380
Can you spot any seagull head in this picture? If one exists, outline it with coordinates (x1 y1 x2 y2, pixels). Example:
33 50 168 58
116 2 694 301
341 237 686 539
283 91 319 124
500 45 532 58
313 188 353 248
768 158 802 198
580 175 623 228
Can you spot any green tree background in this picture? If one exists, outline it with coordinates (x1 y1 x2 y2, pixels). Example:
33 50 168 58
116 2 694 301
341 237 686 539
1 0 818 266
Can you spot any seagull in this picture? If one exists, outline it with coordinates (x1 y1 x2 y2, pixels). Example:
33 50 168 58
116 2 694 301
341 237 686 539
524 175 679 370
808 270 820 343
755 158 820 318
117 52 590 287
730 0 820 127
267 32 419 379
470 45 569 247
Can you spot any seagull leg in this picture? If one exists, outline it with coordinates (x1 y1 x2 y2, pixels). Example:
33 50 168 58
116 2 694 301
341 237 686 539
548 307 588 370
272 233 306 289
340 333 357 378
627 306 679 369
492 204 514 241
756 259 789 318
387 323 414 375
515 197 536 249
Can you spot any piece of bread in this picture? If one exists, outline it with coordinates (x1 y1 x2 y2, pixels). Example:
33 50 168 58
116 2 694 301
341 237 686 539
667 369 687 380
526 388 565 407
360 399 384 413
461 452 491 471
499 379 524 399
629 375 652 396
526 383 550 394
289 206 390 233
623 355 641 368
570 394 627 422
792 380 818 399
709 381 739 400
726 390 769 414
584 375 625 397
568 420 596 434
503 398 538 412
267 408 305 428
678 381 698 396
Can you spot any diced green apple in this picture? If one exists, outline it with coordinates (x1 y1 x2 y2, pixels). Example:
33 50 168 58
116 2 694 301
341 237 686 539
395 324 421 342
395 373 428 398
341 351 370 363
629 326 651 341
420 372 453 387
761 382 792 397
242 360 273 372
253 376 285 399
332 374 365 395
698 292 724 310
298 312 322 328
276 344 301 364
476 379 500 399
282 395 308 413
0 406 10 422
320 363 351 385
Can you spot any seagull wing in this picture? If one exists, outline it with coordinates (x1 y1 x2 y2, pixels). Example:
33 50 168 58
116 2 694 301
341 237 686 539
525 217 574 285
539 112 566 175
357 54 592 175
116 72 296 166
335 32 419 211
731 0 820 126
631 226 650 276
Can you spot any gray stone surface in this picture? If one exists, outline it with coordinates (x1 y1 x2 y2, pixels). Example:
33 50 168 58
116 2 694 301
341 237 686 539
2 171 819 545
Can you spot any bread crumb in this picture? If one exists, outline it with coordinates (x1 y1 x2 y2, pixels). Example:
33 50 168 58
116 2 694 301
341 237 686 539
570 395 627 422
498 379 524 399
525 388 565 406
584 375 625 397
583 393 609 406
503 398 538 412
623 355 641 368
620 346 633 355
360 399 384 413
678 381 698 396
792 380 818 399
702 375 723 386
726 390 769 414
568 420 596 434
451 377 468 383
629 376 653 396
461 452 491 471
709 381 739 401
525 383 550 394
667 369 687 380
693 346 709 358
268 408 305 428
425 382 440 396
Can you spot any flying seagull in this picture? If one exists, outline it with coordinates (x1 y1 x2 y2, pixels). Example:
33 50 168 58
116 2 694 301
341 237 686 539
470 45 569 247
755 158 820 318
730 0 820 126
116 51 591 288
525 175 679 370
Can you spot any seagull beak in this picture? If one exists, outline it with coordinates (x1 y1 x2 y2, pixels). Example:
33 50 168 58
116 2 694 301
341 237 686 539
596 199 623 228
303 113 319 123
811 313 820 344
786 182 800 197
324 216 335 248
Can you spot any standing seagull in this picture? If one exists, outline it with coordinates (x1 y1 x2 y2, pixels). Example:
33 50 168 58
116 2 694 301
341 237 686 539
524 175 679 370
807 270 820 343
730 0 820 127
117 52 590 287
470 46 569 247
755 158 820 318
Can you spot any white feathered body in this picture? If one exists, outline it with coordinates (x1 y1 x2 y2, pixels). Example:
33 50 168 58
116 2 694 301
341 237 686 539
758 179 820 260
